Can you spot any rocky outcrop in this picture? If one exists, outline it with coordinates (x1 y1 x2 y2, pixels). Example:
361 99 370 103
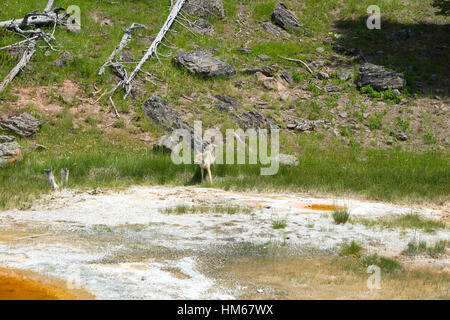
286 118 327 132
142 96 189 131
231 110 279 131
191 19 216 35
173 49 236 78
243 65 277 77
271 3 300 32
280 71 294 84
262 21 290 38
357 63 406 91
184 0 225 19
0 113 42 137
0 135 22 166
215 95 240 112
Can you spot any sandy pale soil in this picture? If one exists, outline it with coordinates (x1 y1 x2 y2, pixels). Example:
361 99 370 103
0 186 448 299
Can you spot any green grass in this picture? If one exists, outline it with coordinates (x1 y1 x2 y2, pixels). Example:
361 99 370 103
340 241 363 256
359 254 403 274
353 213 447 233
0 0 449 209
332 205 350 224
271 219 287 229
403 239 447 258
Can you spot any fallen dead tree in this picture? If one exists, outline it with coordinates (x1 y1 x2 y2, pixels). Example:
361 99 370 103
98 23 147 76
0 42 36 94
103 0 198 99
0 0 68 29
0 0 71 95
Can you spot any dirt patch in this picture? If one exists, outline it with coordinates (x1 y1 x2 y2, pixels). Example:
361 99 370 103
217 256 450 299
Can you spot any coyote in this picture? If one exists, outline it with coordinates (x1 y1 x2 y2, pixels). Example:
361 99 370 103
194 141 217 184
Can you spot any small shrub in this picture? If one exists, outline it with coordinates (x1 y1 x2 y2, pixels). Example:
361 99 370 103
360 254 403 273
402 240 446 258
340 241 363 256
426 240 447 258
272 219 287 229
332 206 350 224
113 119 125 128
402 240 427 256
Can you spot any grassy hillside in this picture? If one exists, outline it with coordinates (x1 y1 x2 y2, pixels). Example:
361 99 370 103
0 0 449 208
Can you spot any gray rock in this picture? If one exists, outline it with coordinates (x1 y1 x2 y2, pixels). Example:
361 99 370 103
287 119 326 132
272 3 300 32
142 96 189 131
275 153 299 166
280 71 294 84
0 113 42 137
173 49 236 78
339 112 348 118
191 19 216 35
231 110 278 130
325 85 340 92
0 135 15 143
262 21 281 37
0 136 22 166
311 60 325 69
243 66 277 77
184 0 225 19
357 63 406 91
236 47 251 54
337 71 352 81
52 51 74 68
391 130 407 141
392 89 401 96
215 95 240 112
258 54 270 61
317 71 329 80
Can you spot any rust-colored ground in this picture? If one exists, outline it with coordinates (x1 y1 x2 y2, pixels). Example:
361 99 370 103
0 268 94 300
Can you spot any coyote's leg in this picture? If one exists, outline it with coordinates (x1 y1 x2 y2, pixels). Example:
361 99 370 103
207 165 213 184
200 166 204 182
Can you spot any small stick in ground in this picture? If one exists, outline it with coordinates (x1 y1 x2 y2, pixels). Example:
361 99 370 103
280 56 313 74
109 96 120 118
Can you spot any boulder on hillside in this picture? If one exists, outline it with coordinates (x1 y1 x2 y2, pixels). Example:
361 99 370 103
357 63 406 91
142 96 189 131
215 95 240 112
275 153 299 166
271 3 300 32
191 19 216 35
173 49 236 78
0 135 22 166
286 118 326 132
230 110 279 131
184 0 225 19
0 112 42 137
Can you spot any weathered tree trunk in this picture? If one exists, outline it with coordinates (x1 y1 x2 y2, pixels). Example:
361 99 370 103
98 23 146 76
0 41 36 95
123 0 187 97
